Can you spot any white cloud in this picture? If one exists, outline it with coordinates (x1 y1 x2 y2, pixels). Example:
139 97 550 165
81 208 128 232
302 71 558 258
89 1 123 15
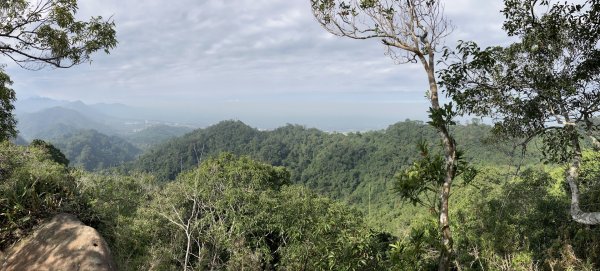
6 0 512 129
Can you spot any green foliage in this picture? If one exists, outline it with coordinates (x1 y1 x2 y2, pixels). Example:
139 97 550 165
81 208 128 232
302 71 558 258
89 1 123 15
388 220 441 270
29 139 69 167
74 170 159 268
0 69 16 142
393 140 476 208
0 0 117 69
311 0 458 267
51 129 141 171
118 154 394 270
6 128 600 270
0 142 87 249
451 166 600 270
124 124 193 150
130 120 538 232
427 103 457 130
440 0 600 161
133 120 264 180
394 140 446 209
578 150 600 213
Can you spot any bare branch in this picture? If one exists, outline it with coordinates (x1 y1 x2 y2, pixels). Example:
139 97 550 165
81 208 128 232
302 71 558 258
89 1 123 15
311 0 452 65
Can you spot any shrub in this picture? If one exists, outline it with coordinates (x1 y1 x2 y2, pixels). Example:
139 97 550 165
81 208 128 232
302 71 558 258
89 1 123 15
0 141 85 249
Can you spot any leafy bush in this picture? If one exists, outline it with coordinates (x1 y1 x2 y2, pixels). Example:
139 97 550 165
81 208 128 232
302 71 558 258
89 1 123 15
451 166 600 270
0 141 86 249
116 153 395 270
74 170 160 268
29 139 69 167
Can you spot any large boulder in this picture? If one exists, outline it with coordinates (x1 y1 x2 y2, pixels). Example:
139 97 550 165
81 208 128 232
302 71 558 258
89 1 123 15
1 213 115 271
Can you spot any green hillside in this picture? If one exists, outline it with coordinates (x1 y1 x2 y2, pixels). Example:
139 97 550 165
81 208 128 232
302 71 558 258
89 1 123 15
124 124 193 150
5 136 598 270
129 120 541 230
51 129 141 171
4 0 600 269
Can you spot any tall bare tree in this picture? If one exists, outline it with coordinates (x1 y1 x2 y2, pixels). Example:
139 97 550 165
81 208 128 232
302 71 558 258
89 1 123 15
310 1 457 269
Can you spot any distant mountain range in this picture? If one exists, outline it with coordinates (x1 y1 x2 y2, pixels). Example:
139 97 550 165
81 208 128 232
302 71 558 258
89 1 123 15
14 96 134 117
14 97 198 170
17 107 115 140
15 96 196 141
13 96 70 113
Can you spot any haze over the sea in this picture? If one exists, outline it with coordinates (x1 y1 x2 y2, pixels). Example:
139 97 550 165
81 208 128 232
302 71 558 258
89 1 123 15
9 0 510 131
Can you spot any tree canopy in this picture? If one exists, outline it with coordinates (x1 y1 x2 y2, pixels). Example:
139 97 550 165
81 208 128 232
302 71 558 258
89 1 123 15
0 0 117 69
440 0 600 224
0 70 16 141
30 139 69 167
0 0 117 141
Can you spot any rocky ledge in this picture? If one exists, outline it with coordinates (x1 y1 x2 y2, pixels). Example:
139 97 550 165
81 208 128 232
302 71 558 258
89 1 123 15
1 213 115 271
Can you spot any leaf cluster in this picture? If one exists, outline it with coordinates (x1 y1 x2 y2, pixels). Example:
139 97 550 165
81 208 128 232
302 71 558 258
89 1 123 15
393 140 476 212
0 141 87 249
440 0 600 161
0 0 117 69
128 153 396 270
0 68 15 141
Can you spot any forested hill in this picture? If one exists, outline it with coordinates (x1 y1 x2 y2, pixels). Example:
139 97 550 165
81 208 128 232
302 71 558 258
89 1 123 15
129 120 540 228
133 120 537 182
53 129 141 171
123 124 193 150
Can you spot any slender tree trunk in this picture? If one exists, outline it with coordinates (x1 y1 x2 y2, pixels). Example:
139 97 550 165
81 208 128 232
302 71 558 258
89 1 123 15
567 128 600 224
436 110 456 271
421 55 457 271
438 174 455 270
184 232 192 271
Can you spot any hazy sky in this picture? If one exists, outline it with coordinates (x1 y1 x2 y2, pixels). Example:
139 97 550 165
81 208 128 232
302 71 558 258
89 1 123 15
7 0 510 130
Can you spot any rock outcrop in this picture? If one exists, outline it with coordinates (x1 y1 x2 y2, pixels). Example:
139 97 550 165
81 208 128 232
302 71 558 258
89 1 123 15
0 213 115 271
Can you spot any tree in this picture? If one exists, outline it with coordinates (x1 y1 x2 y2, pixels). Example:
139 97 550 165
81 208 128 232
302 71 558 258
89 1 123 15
0 70 16 141
30 138 69 167
0 0 117 140
0 141 83 250
149 153 394 270
310 1 459 269
440 0 600 224
394 140 475 215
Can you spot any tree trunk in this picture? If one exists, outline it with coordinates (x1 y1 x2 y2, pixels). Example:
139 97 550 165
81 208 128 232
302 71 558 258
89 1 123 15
421 55 457 271
437 124 456 271
567 131 600 224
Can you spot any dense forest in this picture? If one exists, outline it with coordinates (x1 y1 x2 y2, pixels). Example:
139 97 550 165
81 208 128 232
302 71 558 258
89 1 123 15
2 0 600 270
2 122 600 269
51 129 142 171
129 120 540 231
123 124 193 150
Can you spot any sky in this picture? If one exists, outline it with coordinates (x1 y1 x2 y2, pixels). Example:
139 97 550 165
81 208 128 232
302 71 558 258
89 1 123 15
6 0 511 131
